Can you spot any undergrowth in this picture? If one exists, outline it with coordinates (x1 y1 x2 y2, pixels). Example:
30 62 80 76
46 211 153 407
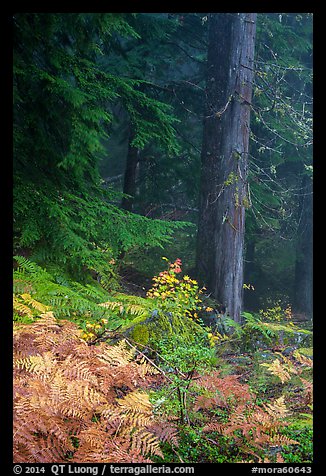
12 257 313 463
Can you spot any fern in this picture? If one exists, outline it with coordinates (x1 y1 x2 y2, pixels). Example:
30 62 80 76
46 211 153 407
261 358 296 384
242 312 278 343
13 256 123 328
263 396 289 419
189 369 299 461
14 13 188 282
13 314 178 463
99 292 151 320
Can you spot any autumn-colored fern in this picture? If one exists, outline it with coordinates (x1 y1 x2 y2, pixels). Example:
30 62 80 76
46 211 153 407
190 370 299 462
13 314 178 463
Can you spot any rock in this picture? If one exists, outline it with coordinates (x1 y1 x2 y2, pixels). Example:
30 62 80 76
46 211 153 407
121 309 206 347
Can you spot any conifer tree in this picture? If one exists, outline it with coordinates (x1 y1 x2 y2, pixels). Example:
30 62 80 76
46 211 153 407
13 13 184 280
196 13 257 322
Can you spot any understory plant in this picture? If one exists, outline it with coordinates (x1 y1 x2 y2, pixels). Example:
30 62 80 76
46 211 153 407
13 314 178 463
146 257 203 319
12 257 313 463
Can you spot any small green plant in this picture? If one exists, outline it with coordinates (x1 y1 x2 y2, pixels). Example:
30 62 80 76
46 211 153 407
280 424 313 463
152 334 217 424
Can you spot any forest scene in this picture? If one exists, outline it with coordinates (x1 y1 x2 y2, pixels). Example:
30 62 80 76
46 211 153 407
13 13 313 465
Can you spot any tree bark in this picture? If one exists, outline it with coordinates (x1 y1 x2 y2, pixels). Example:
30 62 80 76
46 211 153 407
293 175 313 320
196 13 257 322
121 127 139 212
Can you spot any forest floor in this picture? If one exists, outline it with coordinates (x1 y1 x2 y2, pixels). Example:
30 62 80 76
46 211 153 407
13 257 313 464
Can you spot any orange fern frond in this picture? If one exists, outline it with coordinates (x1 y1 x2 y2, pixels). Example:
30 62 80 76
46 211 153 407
13 317 168 463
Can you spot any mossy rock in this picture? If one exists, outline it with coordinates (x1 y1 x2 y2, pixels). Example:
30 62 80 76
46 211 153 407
130 323 150 345
241 320 313 351
122 309 206 348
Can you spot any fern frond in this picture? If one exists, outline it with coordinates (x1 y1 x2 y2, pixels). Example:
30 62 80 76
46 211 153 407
13 316 166 463
13 297 34 318
20 294 50 313
263 396 289 419
293 350 313 367
99 297 148 319
118 390 153 414
261 358 295 384
131 429 164 458
97 339 135 367
15 352 57 377
136 356 160 376
269 434 299 447
202 422 225 434
148 422 179 447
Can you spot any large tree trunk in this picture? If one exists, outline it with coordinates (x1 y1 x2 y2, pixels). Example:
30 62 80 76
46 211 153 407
293 175 313 320
196 13 256 322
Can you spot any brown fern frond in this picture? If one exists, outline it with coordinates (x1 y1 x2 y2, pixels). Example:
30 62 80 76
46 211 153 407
13 317 166 463
269 434 299 447
136 356 161 376
147 421 179 447
97 340 135 367
299 377 313 404
194 372 252 407
293 350 313 368
15 352 57 378
117 390 153 414
61 356 99 385
194 394 225 411
76 424 106 450
131 429 164 458
202 422 225 434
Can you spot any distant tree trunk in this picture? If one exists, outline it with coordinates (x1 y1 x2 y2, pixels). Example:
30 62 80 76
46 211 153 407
196 13 257 322
293 175 313 319
121 127 139 212
243 239 260 311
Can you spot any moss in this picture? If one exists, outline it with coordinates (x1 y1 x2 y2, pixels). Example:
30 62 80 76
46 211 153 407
130 324 150 345
264 322 312 346
121 310 205 348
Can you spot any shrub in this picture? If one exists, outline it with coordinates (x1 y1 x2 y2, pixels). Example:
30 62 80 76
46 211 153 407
146 257 203 320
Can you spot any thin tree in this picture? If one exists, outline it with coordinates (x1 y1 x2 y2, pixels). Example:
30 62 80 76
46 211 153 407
293 174 313 319
196 13 257 322
121 127 140 212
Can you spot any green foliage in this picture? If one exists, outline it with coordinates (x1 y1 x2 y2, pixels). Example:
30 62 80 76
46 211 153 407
13 256 121 329
13 13 187 280
156 335 217 376
14 175 188 279
280 424 313 463
154 425 230 463
236 312 312 351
